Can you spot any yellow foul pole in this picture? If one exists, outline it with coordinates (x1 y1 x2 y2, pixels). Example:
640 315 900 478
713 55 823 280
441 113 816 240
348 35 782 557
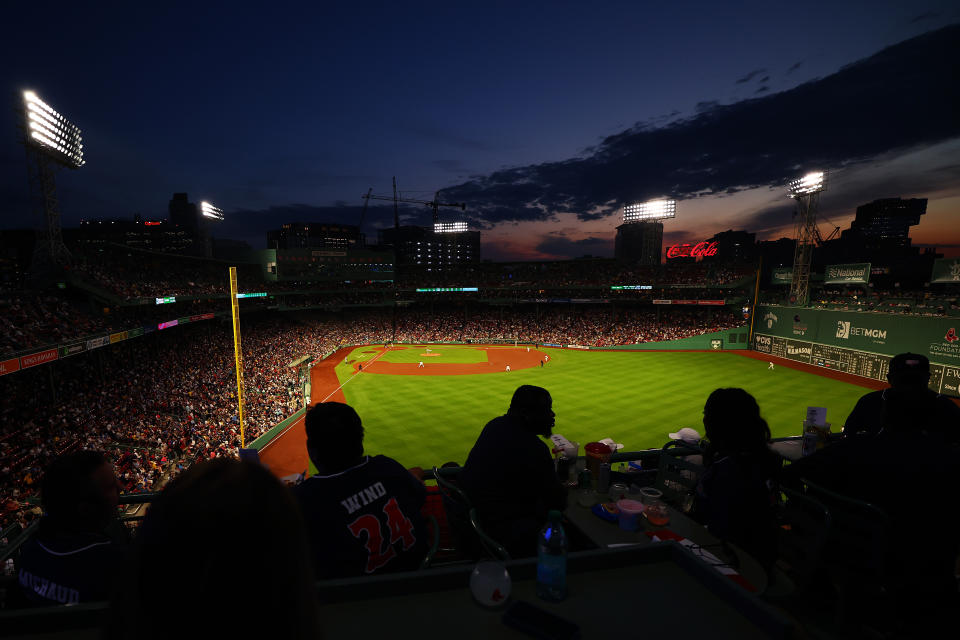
748 256 762 346
228 267 246 448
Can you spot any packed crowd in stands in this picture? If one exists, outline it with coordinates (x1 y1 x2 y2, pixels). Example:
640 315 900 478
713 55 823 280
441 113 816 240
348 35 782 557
762 285 959 315
0 305 741 530
0 290 103 355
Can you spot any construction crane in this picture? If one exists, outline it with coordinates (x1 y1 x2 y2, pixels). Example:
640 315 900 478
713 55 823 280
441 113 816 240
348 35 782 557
813 218 841 246
358 187 372 229
362 177 466 229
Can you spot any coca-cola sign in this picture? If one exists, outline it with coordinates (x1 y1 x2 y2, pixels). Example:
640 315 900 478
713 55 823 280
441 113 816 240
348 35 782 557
665 241 718 259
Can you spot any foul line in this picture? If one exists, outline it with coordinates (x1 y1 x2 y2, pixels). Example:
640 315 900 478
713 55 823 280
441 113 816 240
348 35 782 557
260 347 390 452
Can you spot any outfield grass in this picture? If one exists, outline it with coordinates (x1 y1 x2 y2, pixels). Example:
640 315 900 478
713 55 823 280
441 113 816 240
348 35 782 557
376 345 489 364
332 347 869 470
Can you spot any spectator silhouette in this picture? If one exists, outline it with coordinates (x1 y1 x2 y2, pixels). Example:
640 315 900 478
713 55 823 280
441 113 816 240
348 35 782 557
695 388 780 571
17 450 127 606
844 352 960 443
109 458 320 639
292 402 428 579
459 385 567 557
784 386 959 632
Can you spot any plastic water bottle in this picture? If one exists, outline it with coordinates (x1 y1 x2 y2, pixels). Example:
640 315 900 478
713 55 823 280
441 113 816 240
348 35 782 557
536 510 568 602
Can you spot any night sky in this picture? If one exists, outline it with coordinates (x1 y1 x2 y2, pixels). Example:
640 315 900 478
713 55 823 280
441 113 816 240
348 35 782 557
2 2 959 260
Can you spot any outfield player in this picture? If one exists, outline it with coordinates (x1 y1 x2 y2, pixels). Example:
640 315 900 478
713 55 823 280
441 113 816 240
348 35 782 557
768 361 774 370
505 365 511 372
293 403 428 579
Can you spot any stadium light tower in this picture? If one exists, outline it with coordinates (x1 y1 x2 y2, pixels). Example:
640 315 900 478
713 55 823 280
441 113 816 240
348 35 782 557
434 221 468 233
200 201 225 221
19 90 85 270
622 199 677 223
787 171 827 306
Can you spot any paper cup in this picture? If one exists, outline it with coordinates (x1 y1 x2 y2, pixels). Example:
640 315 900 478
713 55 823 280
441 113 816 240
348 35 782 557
616 499 645 532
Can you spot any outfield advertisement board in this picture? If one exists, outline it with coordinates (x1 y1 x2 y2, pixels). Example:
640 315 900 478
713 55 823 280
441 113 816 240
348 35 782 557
931 257 960 283
21 348 58 369
59 342 86 358
0 357 20 376
771 268 793 284
824 263 871 284
755 331 960 398
755 305 960 365
754 305 960 397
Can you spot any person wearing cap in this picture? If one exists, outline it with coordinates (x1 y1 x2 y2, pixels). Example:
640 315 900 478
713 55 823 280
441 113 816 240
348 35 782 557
669 427 703 449
783 386 959 632
459 385 567 557
843 352 960 443
292 402 428 578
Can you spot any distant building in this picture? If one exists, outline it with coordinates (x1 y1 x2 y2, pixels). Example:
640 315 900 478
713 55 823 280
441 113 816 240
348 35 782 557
757 237 795 268
168 193 200 235
839 197 927 258
276 248 394 282
704 229 757 263
379 225 480 269
267 222 365 251
74 216 194 253
615 221 663 264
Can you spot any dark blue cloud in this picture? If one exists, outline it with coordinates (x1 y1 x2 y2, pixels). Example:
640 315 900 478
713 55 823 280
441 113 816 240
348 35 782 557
534 235 613 259
440 25 960 228
736 69 768 84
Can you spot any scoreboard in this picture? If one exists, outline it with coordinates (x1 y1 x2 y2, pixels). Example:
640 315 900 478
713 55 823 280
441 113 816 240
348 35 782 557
754 333 960 398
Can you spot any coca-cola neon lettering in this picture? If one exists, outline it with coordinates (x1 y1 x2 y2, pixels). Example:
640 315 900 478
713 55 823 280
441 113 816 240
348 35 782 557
666 241 718 259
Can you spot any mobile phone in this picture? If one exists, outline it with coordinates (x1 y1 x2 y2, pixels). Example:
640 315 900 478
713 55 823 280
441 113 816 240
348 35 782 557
501 600 581 640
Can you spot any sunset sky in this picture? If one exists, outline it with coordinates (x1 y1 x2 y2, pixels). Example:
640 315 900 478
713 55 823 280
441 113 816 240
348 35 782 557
1 2 958 260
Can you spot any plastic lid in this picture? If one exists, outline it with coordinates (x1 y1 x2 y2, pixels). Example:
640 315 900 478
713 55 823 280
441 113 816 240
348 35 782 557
584 442 612 454
616 499 645 514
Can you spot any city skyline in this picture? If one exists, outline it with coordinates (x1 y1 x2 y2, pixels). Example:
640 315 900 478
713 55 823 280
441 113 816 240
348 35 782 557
1 3 959 261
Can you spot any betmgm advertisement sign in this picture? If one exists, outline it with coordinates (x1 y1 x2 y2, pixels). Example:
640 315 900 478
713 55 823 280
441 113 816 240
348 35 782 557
824 263 871 284
756 305 960 364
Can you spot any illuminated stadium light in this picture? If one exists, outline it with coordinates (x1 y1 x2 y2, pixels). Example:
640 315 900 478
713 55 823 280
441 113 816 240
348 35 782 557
200 201 225 220
787 171 826 198
434 222 468 233
623 199 676 223
22 91 85 169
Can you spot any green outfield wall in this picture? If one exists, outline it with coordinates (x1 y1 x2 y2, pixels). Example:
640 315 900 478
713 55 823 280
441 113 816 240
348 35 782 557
753 306 960 397
248 407 306 450
594 327 749 351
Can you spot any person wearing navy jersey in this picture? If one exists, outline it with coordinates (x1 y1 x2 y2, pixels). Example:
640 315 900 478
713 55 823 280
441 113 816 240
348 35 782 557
292 402 428 579
17 451 128 605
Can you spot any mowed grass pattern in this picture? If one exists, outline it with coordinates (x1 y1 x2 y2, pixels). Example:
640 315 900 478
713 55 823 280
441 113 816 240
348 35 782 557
332 348 870 470
377 345 488 364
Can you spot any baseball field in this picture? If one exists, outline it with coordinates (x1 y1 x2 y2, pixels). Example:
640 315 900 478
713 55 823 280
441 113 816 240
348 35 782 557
258 345 880 477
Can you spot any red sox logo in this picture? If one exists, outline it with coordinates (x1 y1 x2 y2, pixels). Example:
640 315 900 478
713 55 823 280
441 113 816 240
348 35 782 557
946 328 958 343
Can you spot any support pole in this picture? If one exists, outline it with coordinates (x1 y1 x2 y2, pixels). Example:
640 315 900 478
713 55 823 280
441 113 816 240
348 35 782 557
229 267 246 448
